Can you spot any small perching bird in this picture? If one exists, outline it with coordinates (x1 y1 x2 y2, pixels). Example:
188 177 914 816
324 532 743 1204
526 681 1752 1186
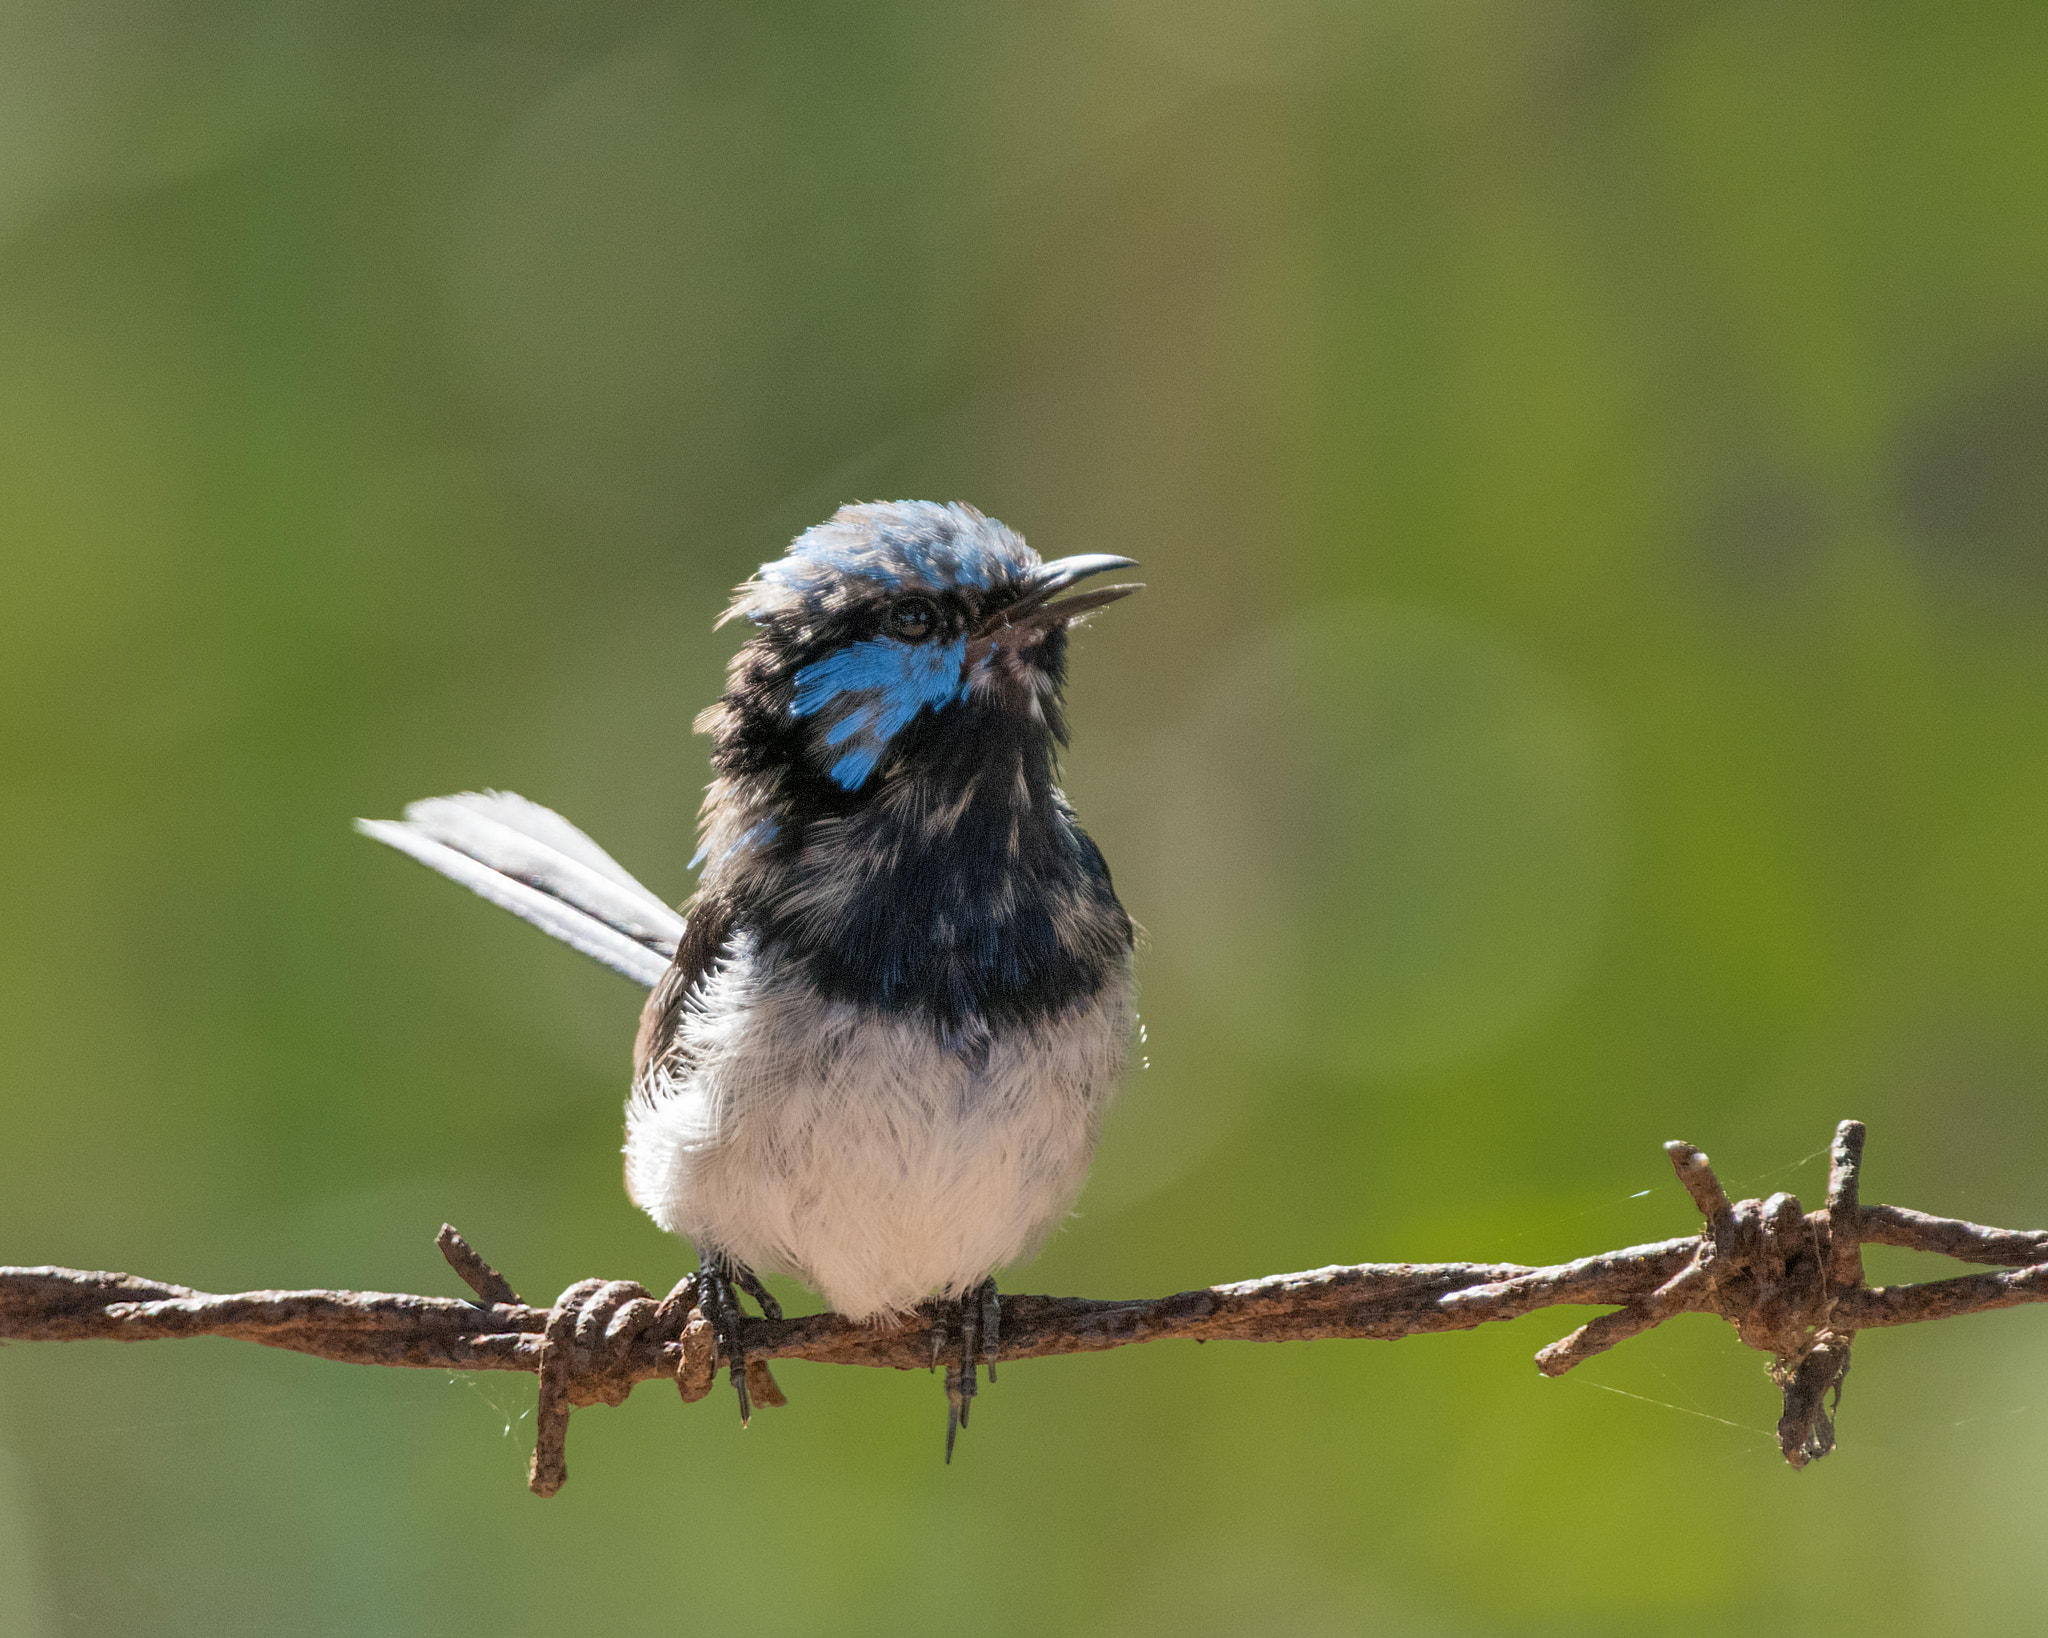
360 501 1140 1452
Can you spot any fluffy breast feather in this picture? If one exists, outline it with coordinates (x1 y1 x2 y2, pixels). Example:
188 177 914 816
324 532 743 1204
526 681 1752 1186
625 934 1131 1319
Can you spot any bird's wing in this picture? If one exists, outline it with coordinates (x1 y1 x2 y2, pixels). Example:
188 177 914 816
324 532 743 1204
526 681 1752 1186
632 889 739 1081
356 790 683 988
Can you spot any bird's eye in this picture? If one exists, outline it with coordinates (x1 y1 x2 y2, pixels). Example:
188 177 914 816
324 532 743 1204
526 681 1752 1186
888 598 937 642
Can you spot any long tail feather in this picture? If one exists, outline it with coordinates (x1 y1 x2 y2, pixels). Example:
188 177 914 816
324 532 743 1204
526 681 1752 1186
356 791 682 989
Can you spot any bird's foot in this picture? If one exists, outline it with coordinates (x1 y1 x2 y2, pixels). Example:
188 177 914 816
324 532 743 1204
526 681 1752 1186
938 1277 1001 1463
696 1255 785 1426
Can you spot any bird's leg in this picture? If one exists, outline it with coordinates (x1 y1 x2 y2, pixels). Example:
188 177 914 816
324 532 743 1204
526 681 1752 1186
944 1277 1001 1463
694 1250 781 1426
979 1276 1000 1385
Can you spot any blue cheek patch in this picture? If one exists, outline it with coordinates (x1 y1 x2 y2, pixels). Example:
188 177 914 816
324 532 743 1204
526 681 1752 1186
826 745 882 788
792 635 970 789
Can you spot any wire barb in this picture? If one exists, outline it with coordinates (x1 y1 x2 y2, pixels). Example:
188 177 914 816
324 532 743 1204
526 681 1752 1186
436 1224 523 1308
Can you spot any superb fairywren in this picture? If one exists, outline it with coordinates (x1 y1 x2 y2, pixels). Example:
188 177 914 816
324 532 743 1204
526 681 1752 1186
362 501 1140 1449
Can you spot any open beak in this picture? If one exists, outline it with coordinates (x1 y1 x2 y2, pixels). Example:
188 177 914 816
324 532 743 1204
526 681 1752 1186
982 554 1142 634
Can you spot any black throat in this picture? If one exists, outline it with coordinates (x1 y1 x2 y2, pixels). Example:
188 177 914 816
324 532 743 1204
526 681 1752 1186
706 689 1132 1034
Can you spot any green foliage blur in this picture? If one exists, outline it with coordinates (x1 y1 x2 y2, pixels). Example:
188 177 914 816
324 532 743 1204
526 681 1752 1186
6 3 2048 1632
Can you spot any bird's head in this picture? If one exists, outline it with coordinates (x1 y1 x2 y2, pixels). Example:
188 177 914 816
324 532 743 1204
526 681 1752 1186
692 501 1140 1022
698 501 1139 822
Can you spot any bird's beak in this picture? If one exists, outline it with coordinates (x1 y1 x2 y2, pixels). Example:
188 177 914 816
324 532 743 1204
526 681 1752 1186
982 554 1143 634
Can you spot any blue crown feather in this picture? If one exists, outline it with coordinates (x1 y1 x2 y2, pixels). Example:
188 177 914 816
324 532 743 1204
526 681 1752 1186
731 500 1039 625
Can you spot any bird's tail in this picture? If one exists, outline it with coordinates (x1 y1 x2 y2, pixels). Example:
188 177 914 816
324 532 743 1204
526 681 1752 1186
356 791 681 987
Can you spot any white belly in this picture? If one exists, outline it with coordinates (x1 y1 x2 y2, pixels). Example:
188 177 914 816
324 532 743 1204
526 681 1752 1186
623 935 1131 1319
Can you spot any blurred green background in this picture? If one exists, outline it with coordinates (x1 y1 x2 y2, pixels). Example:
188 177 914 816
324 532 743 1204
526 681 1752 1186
6 2 2048 1632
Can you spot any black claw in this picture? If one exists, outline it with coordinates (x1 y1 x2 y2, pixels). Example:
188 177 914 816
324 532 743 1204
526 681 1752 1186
695 1253 755 1426
944 1366 962 1464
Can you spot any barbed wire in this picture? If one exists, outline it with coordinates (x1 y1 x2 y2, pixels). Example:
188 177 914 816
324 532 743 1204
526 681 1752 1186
6 1121 2045 1495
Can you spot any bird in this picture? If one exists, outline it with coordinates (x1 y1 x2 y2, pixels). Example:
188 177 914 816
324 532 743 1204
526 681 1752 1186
359 500 1140 1453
